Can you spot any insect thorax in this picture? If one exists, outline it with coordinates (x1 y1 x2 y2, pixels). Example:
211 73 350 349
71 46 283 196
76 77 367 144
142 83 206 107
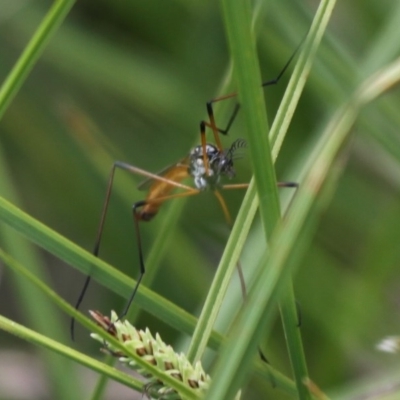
188 143 235 190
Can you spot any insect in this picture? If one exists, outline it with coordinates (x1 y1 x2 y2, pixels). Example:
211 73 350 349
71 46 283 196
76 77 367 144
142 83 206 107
70 46 299 340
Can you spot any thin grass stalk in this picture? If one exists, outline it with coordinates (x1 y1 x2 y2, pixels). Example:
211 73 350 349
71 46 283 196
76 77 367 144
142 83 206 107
221 0 281 235
273 1 337 397
273 2 400 169
185 1 263 370
360 2 400 78
218 2 313 399
0 249 201 399
270 0 337 159
187 0 333 389
0 190 291 390
0 313 144 393
186 181 258 364
0 0 76 120
0 195 213 343
206 52 400 400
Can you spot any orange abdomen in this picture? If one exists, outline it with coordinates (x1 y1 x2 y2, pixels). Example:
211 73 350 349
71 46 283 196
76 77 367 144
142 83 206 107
138 164 189 221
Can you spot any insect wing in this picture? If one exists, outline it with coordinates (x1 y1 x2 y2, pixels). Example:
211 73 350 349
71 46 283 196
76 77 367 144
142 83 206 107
137 157 189 191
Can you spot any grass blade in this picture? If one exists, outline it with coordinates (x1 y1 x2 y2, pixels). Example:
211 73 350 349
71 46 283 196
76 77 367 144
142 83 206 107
0 195 207 341
0 0 76 119
0 249 201 399
206 51 400 400
213 1 337 398
0 313 143 393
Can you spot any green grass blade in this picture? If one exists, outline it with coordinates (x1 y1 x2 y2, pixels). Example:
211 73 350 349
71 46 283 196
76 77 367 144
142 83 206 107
0 190 291 390
0 249 202 399
218 1 307 398
60 106 200 326
360 2 400 77
220 0 280 236
187 182 257 364
271 1 337 397
0 0 76 119
0 194 207 340
188 0 333 390
0 313 143 393
61 75 208 400
186 183 300 394
216 1 336 399
205 52 400 400
270 0 337 159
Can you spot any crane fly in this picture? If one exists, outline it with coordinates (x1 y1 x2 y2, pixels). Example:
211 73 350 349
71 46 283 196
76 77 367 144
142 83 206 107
70 45 299 340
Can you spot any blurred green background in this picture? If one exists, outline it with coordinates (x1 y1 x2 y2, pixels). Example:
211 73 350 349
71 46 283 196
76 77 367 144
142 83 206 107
1 0 400 399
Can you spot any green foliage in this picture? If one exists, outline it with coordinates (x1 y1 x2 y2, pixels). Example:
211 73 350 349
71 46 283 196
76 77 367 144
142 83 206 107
1 1 400 400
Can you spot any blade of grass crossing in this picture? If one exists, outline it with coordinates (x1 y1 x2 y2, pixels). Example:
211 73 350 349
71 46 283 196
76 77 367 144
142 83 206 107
270 0 338 159
187 0 335 391
0 314 144 393
0 195 213 343
206 50 400 400
218 1 313 399
0 249 202 399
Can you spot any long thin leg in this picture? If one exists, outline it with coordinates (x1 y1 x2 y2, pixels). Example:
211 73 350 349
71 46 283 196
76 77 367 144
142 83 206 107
116 200 147 321
200 121 211 175
71 275 91 340
221 181 298 191
71 161 199 340
202 42 302 140
277 182 298 188
117 189 201 321
71 161 120 340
